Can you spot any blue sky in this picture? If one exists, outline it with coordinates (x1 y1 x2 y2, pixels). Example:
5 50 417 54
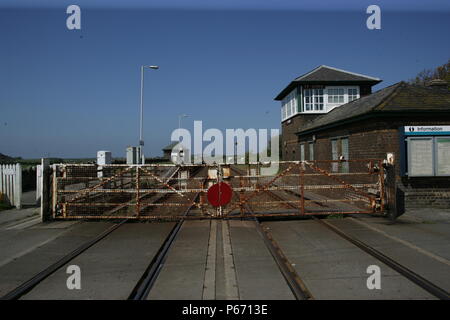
0 1 449 159
2 0 450 11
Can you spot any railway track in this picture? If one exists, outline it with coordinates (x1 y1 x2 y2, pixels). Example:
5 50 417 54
229 165 450 300
251 215 314 300
125 167 208 300
2 164 448 300
258 176 450 300
229 166 314 300
0 219 128 300
1 166 207 300
126 164 209 299
128 193 202 300
316 217 450 300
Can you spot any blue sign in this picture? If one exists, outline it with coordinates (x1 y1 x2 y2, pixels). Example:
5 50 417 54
404 126 450 136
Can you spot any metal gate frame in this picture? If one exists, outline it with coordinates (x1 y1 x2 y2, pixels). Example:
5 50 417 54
49 159 389 220
223 159 385 218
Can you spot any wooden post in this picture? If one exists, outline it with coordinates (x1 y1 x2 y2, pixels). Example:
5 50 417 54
40 158 51 222
300 162 305 216
385 163 404 220
14 163 22 209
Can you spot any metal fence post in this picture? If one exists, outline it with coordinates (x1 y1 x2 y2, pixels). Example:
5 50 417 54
217 163 222 218
136 166 140 217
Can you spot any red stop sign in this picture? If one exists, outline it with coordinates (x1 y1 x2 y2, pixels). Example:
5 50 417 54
207 182 233 207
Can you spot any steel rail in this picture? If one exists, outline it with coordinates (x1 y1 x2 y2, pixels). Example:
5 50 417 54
253 217 314 300
128 192 202 300
234 165 450 300
128 166 207 300
232 165 314 300
316 218 450 300
258 179 450 300
1 167 201 300
0 219 128 300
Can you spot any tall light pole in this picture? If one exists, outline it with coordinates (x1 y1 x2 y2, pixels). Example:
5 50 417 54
139 65 159 164
178 114 188 131
178 114 188 163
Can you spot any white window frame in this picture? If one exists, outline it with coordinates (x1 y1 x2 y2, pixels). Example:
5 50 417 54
348 87 359 102
324 86 359 112
331 139 338 172
300 144 305 161
281 88 298 121
327 87 345 104
309 142 314 160
331 137 349 173
303 88 324 113
299 86 360 115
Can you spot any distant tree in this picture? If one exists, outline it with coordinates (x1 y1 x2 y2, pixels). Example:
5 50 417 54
0 153 13 160
409 59 450 87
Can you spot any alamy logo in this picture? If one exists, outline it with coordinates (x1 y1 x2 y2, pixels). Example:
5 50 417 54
66 5 81 30
366 265 381 290
66 265 81 290
170 120 279 175
366 5 381 30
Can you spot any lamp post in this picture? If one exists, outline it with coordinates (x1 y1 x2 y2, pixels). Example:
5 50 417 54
178 114 188 131
139 65 159 164
178 114 188 163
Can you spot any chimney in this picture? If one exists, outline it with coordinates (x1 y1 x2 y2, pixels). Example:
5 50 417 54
427 79 447 89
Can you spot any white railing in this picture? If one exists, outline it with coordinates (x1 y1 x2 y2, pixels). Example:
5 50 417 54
0 163 22 209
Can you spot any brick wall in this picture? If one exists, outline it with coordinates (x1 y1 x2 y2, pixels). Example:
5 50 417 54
280 84 374 161
400 177 450 208
298 118 402 162
293 115 450 208
281 114 322 161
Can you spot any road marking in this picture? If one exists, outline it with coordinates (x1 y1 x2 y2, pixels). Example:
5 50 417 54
222 220 239 300
0 213 39 229
349 217 450 267
32 221 80 229
0 231 67 268
202 219 217 300
5 217 41 230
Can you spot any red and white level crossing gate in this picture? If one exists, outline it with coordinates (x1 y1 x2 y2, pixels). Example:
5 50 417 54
49 160 391 221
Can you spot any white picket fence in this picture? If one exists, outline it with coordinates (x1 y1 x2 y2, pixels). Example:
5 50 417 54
0 163 22 209
36 164 42 202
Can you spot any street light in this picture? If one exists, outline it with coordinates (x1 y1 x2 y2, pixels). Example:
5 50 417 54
178 114 188 163
178 114 188 130
139 65 159 164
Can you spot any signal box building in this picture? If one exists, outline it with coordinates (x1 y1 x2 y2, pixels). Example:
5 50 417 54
275 66 450 208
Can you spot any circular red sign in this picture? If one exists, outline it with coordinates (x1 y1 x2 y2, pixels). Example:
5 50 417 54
207 182 233 207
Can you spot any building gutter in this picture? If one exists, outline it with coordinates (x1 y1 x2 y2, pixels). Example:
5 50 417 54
295 110 450 137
